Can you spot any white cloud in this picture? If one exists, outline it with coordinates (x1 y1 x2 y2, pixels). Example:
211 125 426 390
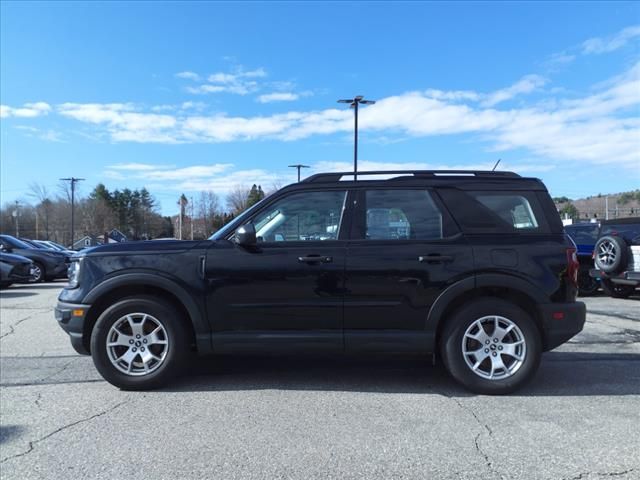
582 25 640 55
180 65 267 96
7 58 637 171
257 92 300 103
15 125 63 142
481 75 547 107
58 103 179 143
175 71 201 81
1 102 51 118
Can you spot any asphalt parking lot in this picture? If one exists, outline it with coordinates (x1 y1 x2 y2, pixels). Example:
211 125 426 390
0 283 638 480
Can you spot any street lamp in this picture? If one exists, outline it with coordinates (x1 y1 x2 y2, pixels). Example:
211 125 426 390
288 164 310 182
338 95 376 180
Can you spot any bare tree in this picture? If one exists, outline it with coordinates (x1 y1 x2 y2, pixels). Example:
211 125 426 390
197 191 220 238
27 183 54 239
227 185 249 214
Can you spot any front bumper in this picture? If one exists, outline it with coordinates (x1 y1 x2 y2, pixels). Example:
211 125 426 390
50 262 69 279
54 301 92 355
539 301 586 351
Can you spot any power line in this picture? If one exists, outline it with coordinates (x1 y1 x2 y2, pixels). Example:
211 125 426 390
59 177 85 246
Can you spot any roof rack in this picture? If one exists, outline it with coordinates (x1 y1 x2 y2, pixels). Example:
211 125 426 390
302 170 521 183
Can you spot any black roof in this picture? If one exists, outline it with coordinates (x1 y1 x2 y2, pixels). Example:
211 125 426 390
290 170 547 191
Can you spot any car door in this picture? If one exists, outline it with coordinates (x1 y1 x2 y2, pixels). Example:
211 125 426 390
204 189 350 353
343 188 473 352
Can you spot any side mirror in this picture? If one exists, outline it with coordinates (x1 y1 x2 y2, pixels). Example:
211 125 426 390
234 223 257 247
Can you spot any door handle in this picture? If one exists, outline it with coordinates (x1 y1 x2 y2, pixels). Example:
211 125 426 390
418 254 453 264
298 255 332 264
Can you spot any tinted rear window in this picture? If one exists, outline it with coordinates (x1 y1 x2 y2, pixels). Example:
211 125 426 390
436 189 550 234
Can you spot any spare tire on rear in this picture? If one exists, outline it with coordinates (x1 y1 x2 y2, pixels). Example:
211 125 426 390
594 236 627 274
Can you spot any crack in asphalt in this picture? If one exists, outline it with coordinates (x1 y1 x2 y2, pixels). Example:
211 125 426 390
0 399 132 465
34 392 42 409
39 360 75 383
0 314 36 341
563 468 636 479
448 397 498 478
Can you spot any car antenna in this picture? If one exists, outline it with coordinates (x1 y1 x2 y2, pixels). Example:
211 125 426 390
491 158 501 171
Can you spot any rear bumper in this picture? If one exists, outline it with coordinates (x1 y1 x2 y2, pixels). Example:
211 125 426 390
539 301 586 351
590 268 640 285
54 301 92 355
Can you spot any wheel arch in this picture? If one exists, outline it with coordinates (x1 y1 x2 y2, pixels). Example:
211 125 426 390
430 273 547 351
81 273 210 355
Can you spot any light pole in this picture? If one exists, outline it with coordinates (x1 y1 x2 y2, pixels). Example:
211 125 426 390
338 95 376 180
288 164 310 182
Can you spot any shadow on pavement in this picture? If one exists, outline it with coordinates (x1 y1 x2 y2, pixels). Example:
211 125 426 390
0 291 37 298
0 425 24 444
1 351 638 396
164 351 640 397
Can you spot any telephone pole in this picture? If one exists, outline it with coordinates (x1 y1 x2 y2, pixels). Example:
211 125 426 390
60 177 85 246
13 201 20 237
190 196 194 240
338 95 376 181
288 164 310 182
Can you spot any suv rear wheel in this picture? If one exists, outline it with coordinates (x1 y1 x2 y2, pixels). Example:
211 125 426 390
440 298 542 395
90 295 189 390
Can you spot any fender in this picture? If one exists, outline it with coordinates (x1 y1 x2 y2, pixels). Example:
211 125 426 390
427 272 547 327
83 272 210 351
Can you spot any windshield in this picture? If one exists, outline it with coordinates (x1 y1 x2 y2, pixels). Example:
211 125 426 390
209 196 270 241
0 235 34 249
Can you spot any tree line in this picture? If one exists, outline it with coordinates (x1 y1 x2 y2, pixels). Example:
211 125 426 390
0 182 269 246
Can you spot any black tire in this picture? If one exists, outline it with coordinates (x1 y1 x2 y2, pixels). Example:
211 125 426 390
440 298 542 395
594 236 628 274
30 262 45 283
577 269 599 296
90 295 189 390
600 279 635 299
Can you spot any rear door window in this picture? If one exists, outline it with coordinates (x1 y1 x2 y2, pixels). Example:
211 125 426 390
353 189 455 241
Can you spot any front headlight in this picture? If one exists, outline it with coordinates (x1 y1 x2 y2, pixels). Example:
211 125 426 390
67 259 82 289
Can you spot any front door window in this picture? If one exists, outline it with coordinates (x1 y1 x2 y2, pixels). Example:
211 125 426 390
251 191 347 242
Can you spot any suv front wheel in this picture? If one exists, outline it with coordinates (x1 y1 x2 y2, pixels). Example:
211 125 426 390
90 295 189 390
440 298 542 395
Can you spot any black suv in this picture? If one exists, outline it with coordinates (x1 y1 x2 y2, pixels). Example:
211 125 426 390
55 171 586 394
590 217 640 298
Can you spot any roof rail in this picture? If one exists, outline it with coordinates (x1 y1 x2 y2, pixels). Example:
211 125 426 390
302 170 521 183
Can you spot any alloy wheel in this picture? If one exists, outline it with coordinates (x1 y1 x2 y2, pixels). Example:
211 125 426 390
462 315 527 380
106 313 169 376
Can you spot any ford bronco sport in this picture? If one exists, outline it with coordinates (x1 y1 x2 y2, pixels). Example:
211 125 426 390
55 170 586 394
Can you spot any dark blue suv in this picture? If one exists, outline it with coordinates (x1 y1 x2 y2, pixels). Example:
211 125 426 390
564 223 600 295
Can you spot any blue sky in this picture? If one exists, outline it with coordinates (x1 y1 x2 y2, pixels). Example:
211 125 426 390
1 1 639 215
